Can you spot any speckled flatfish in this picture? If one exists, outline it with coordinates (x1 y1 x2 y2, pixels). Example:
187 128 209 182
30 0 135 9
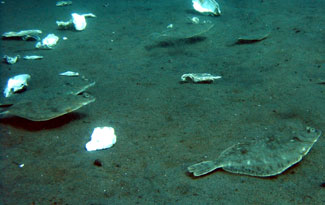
188 126 321 177
152 22 214 40
0 93 95 121
0 79 95 106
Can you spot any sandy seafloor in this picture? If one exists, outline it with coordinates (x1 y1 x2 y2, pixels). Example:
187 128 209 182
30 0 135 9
0 0 325 204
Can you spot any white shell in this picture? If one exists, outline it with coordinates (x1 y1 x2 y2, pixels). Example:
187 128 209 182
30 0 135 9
59 71 79 76
35 34 59 49
23 55 43 60
72 13 87 31
56 20 73 29
56 1 72 7
2 30 42 38
85 127 117 151
181 73 221 83
3 74 31 97
190 17 200 24
3 55 20 64
56 13 95 31
82 13 96 18
192 0 221 16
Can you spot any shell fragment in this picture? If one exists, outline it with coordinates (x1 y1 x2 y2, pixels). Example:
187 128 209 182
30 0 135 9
56 1 72 7
2 30 42 41
56 20 73 29
72 13 87 31
189 17 200 24
82 13 96 18
3 55 20 64
85 127 117 151
181 73 221 83
57 13 96 31
3 74 31 97
192 0 221 16
35 34 59 49
23 55 43 60
59 71 79 77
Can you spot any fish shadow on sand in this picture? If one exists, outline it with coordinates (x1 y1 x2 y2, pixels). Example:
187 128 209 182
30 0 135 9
145 36 206 51
0 112 86 131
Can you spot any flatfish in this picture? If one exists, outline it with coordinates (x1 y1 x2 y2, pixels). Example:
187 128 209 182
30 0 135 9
151 21 214 40
0 77 96 121
188 126 321 177
0 93 95 121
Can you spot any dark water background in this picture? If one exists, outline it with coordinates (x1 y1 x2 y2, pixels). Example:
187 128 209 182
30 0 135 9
1 0 324 204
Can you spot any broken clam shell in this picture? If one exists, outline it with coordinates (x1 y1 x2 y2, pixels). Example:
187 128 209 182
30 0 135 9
72 13 87 31
23 55 43 60
181 73 221 83
35 34 59 49
3 55 20 64
59 71 79 77
3 74 31 97
56 20 73 29
192 0 221 16
85 127 117 151
2 29 42 41
189 17 200 24
57 13 96 31
56 1 72 7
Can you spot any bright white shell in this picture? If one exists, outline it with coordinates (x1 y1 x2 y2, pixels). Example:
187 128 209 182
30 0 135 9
23 55 43 60
3 74 31 97
59 71 79 77
3 55 20 64
85 127 117 151
72 13 87 31
35 34 59 49
192 0 221 16
181 73 221 83
56 1 72 7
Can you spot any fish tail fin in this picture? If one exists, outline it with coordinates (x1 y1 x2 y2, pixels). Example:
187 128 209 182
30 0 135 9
188 160 219 176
